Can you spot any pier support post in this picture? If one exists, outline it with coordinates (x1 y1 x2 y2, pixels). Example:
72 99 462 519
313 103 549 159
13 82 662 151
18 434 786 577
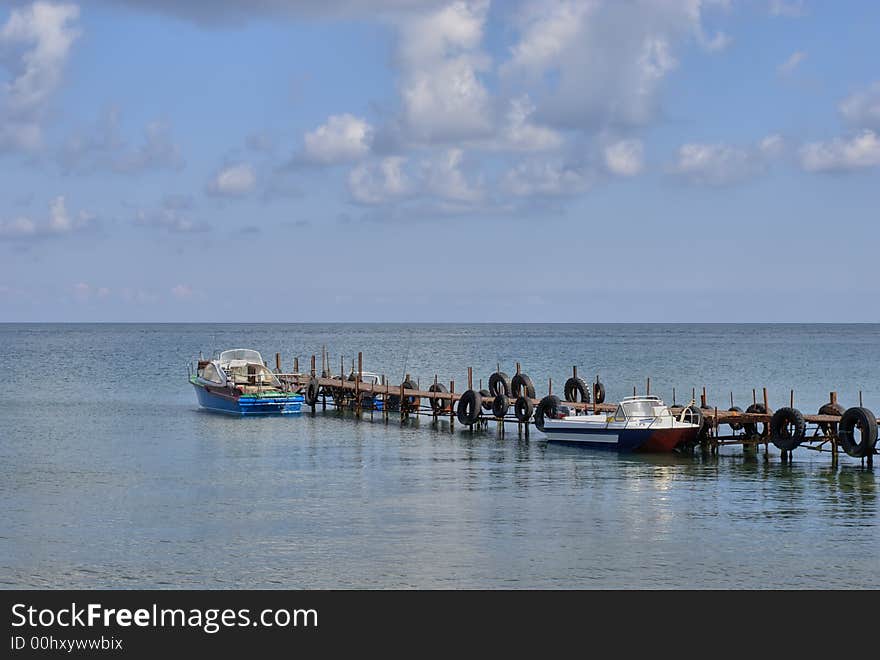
450 380 455 431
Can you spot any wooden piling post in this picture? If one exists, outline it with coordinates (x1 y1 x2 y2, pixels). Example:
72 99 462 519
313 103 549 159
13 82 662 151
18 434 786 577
646 377 650 395
310 355 316 377
762 387 770 459
275 352 281 372
790 389 794 408
450 380 455 430
294 357 299 374
672 387 676 406
355 351 363 415
468 367 473 391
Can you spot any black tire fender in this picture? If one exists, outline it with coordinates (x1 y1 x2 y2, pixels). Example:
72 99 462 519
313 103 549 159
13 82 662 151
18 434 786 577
492 393 509 418
593 381 606 404
563 377 590 403
818 402 845 435
488 372 511 398
401 379 420 411
681 405 704 431
743 403 771 438
770 407 806 451
514 396 533 423
456 389 482 426
838 407 878 457
305 377 320 406
479 389 493 411
511 373 536 399
728 406 743 431
428 382 449 413
534 395 561 432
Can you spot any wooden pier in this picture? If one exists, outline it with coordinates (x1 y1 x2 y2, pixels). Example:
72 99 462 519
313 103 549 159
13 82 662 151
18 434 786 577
268 351 877 465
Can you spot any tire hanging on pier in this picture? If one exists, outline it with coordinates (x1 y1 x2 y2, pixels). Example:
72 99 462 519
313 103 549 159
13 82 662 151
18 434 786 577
727 406 743 431
680 405 704 431
817 402 845 435
593 381 606 404
837 406 878 458
401 379 420 412
769 407 806 451
492 393 509 418
534 395 562 432
428 382 449 413
514 396 533 423
511 373 536 399
456 389 482 426
564 377 591 403
305 376 320 407
480 389 493 411
488 372 511 397
743 403 771 438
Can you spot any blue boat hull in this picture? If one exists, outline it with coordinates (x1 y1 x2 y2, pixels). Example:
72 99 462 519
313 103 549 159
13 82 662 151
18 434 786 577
192 382 303 415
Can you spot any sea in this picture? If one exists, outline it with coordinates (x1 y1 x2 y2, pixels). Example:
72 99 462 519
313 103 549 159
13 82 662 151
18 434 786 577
1 323 878 589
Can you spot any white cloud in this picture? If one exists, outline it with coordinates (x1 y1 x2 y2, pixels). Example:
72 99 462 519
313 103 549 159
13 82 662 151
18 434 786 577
348 149 482 205
799 130 880 172
0 1 81 152
778 50 806 75
769 0 806 17
303 113 372 164
421 148 482 202
60 108 184 173
497 96 563 152
604 139 644 176
207 163 257 196
134 197 209 233
348 156 410 204
502 159 595 197
0 195 95 239
395 0 492 142
669 134 783 185
171 284 193 299
758 133 785 158
839 82 880 130
501 0 726 131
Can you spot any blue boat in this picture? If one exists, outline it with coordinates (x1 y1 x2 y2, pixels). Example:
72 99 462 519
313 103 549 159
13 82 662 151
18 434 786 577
190 348 304 415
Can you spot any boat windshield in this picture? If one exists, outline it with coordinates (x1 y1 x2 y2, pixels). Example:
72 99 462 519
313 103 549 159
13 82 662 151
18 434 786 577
219 349 264 364
621 399 662 418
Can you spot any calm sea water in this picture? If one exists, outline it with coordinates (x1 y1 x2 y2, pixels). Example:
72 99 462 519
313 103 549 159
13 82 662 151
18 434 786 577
1 323 878 589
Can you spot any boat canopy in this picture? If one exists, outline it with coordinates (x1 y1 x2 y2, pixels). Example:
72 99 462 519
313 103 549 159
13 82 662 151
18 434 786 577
218 348 264 365
614 396 668 420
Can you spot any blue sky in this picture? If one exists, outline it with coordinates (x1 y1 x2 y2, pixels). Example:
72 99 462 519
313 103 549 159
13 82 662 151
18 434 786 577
1 0 878 322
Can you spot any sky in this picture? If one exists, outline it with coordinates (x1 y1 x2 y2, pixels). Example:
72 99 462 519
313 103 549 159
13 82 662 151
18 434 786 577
0 0 878 322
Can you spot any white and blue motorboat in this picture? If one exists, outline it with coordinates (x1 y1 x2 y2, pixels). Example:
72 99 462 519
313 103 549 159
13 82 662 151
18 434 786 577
189 348 304 415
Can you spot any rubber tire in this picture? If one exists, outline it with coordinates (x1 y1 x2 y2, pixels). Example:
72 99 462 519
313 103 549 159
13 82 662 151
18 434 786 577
401 379 420 411
534 395 561 432
818 402 846 435
488 372 511 398
838 407 878 458
743 403 771 438
564 377 590 403
511 373 536 399
305 377 320 407
681 405 704 431
428 382 449 413
770 407 806 451
514 396 533 423
480 389 493 411
456 389 482 426
728 406 743 431
594 381 606 404
492 393 509 418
